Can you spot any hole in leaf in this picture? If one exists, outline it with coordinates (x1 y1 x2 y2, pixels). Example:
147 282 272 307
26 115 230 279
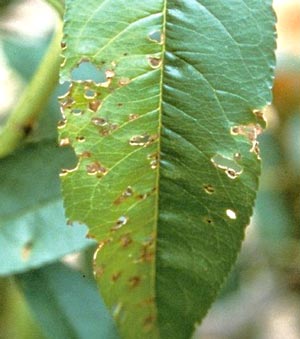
59 137 71 147
226 209 237 220
71 108 82 116
111 216 128 231
230 123 263 158
211 154 243 179
84 89 96 99
148 30 163 43
71 60 106 82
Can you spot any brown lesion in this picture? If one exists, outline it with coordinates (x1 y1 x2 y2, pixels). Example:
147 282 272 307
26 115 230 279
143 315 155 332
111 271 122 282
88 99 102 112
86 161 107 175
128 276 141 288
119 233 133 248
203 184 215 194
148 56 162 68
114 186 134 205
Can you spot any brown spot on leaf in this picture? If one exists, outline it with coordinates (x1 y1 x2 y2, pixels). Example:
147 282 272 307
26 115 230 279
143 315 155 332
76 136 86 142
205 217 213 224
79 151 92 158
225 169 238 179
148 56 162 68
105 70 115 79
203 184 215 194
111 216 128 231
129 276 141 288
86 162 107 175
89 99 101 112
129 134 158 147
135 245 154 263
91 117 108 127
114 186 133 205
128 113 140 121
118 77 130 86
120 233 133 248
57 119 67 129
112 272 122 282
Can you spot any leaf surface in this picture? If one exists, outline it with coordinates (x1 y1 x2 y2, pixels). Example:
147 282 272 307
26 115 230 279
16 262 118 339
0 142 95 275
60 1 276 338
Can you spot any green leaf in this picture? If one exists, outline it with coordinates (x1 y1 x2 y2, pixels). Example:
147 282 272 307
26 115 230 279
59 1 276 338
0 141 95 275
16 261 119 339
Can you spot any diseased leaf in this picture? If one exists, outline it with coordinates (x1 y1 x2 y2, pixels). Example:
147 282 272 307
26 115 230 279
0 141 95 275
59 1 276 338
16 262 119 339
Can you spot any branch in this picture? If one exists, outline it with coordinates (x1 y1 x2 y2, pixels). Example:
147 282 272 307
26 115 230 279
0 23 62 158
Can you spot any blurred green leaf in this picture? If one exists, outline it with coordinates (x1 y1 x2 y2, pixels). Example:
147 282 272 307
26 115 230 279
59 1 276 338
0 141 95 275
16 262 119 339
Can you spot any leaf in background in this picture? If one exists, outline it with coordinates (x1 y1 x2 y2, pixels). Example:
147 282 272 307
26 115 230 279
0 141 95 275
59 1 276 338
16 261 119 339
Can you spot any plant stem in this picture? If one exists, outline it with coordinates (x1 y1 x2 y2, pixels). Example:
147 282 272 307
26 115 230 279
45 0 65 18
0 23 62 158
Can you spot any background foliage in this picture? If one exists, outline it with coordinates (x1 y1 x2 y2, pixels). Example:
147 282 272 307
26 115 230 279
0 0 299 338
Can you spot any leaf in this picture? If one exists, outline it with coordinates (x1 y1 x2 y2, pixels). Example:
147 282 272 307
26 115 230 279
16 261 119 339
0 141 95 275
59 1 276 338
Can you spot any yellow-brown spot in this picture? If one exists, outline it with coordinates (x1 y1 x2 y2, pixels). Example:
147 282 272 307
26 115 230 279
89 99 102 112
129 276 141 288
120 233 133 248
111 272 122 282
